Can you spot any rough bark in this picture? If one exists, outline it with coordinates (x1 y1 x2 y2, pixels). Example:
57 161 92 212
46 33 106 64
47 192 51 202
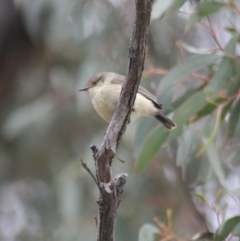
89 1 153 241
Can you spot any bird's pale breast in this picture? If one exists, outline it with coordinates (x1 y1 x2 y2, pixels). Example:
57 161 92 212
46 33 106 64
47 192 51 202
88 84 157 123
88 84 121 122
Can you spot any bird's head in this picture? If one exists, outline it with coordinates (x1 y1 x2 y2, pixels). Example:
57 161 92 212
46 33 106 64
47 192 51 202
79 72 107 92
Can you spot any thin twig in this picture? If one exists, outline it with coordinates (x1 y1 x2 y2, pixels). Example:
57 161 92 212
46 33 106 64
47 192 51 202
90 144 100 184
207 16 223 51
116 156 125 163
154 217 185 241
81 159 101 191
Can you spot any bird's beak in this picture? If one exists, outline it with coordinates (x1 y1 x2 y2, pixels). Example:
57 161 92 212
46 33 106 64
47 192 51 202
78 87 89 91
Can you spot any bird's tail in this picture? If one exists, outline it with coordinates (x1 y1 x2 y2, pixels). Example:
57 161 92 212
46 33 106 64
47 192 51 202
155 112 176 130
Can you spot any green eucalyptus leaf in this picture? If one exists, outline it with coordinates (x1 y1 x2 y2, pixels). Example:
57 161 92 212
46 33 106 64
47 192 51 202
225 28 237 35
164 0 188 19
151 0 173 20
169 92 208 142
221 100 234 121
186 2 226 29
138 224 159 241
227 75 240 96
136 125 169 172
134 118 158 158
216 216 240 240
172 86 204 109
194 96 233 123
206 35 238 95
195 102 217 120
228 98 240 137
186 13 201 30
186 153 212 186
176 128 193 168
157 54 218 113
192 231 215 241
179 42 213 55
205 142 229 191
196 2 226 17
197 110 221 156
195 193 207 203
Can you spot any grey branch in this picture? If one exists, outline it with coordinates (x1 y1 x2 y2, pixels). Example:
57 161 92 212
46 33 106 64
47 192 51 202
89 1 153 241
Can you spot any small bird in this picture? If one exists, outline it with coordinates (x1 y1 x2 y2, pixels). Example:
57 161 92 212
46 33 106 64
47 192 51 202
79 72 176 130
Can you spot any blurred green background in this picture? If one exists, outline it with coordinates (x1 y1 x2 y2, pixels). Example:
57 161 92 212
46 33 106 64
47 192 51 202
0 0 240 240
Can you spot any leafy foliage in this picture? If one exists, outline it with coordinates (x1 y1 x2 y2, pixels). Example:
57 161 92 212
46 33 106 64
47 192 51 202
216 216 240 240
136 1 240 239
138 224 158 241
135 0 240 178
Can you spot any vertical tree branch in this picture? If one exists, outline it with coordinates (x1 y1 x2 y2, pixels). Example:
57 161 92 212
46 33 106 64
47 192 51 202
90 1 153 241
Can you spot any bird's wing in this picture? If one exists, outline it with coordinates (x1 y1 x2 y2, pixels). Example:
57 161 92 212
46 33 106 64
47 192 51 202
137 85 162 109
111 75 162 109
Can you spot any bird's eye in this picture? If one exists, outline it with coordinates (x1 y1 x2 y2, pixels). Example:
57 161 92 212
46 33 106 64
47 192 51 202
93 81 97 86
